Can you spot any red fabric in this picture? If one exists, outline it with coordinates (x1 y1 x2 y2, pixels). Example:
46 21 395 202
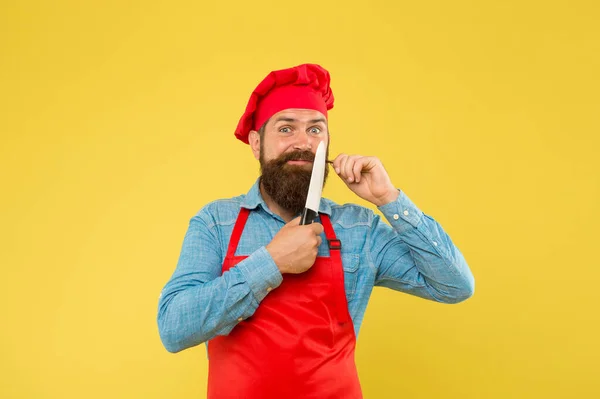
234 64 335 144
207 208 362 399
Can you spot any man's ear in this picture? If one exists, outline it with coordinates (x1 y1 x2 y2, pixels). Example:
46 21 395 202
248 130 260 160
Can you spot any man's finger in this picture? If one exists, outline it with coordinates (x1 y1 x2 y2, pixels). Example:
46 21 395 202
339 155 349 180
353 158 364 183
332 153 346 174
344 155 359 183
310 222 324 235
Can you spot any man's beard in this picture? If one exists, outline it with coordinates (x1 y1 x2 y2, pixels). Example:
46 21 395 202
260 147 329 216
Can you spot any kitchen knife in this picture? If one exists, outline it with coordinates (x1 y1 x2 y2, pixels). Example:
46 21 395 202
300 141 326 225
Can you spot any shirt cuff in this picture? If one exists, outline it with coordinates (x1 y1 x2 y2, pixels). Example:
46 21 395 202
236 246 283 302
377 189 424 235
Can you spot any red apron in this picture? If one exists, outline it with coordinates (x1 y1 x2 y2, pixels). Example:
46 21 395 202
207 208 362 399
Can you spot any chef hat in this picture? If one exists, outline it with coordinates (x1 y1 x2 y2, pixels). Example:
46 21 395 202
234 63 335 144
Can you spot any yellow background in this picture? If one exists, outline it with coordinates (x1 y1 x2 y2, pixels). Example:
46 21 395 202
2 0 599 398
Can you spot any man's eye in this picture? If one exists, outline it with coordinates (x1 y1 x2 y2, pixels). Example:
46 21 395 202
309 127 321 134
280 127 291 133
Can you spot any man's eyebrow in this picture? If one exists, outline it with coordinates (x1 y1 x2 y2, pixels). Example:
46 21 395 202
274 117 297 123
273 117 327 124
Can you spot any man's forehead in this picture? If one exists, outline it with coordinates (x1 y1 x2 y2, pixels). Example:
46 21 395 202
271 109 328 124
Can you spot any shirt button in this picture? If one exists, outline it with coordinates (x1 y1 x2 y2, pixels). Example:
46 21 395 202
403 210 409 216
266 287 272 292
237 317 243 322
393 214 399 220
433 241 438 246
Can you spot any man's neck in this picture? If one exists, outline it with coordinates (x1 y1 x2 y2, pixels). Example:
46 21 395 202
259 181 296 223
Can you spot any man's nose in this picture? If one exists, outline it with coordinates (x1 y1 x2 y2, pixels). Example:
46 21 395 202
293 132 312 151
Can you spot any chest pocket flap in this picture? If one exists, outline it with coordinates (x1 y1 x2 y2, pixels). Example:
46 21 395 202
341 253 360 297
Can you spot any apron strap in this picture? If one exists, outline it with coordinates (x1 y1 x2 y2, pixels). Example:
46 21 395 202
226 208 251 258
320 214 342 251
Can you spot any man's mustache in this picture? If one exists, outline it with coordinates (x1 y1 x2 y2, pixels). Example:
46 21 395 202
275 151 315 165
275 152 334 164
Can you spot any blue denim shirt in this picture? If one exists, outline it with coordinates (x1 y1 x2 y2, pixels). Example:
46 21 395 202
157 179 475 353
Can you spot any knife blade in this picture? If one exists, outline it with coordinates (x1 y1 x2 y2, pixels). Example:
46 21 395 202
300 141 326 225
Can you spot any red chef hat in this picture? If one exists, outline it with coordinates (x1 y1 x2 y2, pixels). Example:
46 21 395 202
234 63 335 144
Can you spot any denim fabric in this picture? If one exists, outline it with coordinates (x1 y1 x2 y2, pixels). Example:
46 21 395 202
157 178 475 353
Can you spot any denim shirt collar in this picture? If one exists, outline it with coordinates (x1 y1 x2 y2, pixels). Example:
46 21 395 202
241 178 332 216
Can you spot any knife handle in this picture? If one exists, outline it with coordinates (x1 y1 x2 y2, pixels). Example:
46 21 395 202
300 208 317 225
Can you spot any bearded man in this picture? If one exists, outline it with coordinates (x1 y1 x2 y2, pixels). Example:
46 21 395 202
157 63 475 399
